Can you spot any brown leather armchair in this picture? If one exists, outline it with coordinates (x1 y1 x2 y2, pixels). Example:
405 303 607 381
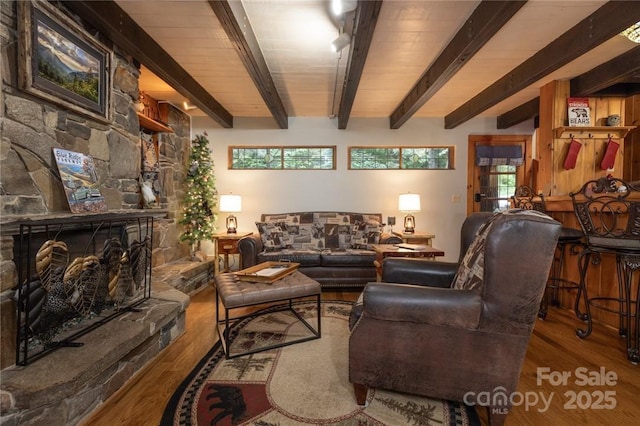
348 210 561 426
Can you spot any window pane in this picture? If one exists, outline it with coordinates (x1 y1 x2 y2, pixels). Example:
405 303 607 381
478 165 517 211
230 146 334 169
402 147 450 169
283 147 334 169
350 148 400 169
350 146 452 170
231 147 282 169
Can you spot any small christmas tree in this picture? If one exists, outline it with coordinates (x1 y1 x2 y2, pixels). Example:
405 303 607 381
179 132 217 252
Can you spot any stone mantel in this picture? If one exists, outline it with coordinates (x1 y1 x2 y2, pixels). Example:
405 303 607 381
0 210 169 235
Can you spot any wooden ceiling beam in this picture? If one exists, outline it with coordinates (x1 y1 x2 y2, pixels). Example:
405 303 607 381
570 45 640 97
338 0 383 130
209 1 289 129
390 0 527 130
588 83 640 97
61 1 233 128
445 1 640 129
497 97 540 129
497 46 640 129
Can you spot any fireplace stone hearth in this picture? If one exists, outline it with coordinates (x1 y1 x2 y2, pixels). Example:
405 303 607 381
0 280 188 425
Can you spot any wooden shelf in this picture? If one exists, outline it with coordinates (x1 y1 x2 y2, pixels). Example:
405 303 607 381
553 126 635 139
137 113 173 133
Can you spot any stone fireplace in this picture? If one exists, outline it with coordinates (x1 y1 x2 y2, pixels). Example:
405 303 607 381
0 1 210 423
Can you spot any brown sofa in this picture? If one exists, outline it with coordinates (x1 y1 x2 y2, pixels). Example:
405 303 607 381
348 210 561 425
238 212 402 288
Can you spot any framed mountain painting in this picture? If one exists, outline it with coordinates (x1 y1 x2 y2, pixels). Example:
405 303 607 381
18 0 111 122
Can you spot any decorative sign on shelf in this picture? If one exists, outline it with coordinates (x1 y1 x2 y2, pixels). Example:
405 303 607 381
567 97 591 127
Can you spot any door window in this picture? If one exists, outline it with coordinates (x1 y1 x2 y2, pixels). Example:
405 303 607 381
477 165 517 212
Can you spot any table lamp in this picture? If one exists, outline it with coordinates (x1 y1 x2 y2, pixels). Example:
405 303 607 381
398 192 421 234
219 194 242 234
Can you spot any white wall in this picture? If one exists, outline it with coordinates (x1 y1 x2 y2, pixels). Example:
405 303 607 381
192 116 535 262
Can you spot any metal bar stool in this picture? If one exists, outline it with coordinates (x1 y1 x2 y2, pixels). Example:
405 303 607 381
570 177 640 364
512 186 584 319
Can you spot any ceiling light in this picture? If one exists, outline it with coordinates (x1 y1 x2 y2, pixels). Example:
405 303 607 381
331 33 351 52
182 101 198 111
331 0 357 16
621 22 640 43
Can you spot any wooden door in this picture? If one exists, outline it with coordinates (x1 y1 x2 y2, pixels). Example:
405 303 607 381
467 135 532 214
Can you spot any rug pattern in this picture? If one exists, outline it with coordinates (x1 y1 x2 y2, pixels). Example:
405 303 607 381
162 301 480 426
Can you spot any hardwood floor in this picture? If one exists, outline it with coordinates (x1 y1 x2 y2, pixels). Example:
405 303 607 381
81 286 639 425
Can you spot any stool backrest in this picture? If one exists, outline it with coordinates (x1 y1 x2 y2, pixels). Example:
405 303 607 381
511 185 546 213
570 177 640 251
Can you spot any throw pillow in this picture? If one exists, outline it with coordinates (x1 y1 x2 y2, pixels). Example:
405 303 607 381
255 221 292 251
351 219 384 249
313 213 353 249
451 217 494 290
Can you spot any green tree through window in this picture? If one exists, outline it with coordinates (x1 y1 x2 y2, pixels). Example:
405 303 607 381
350 147 454 170
230 146 335 170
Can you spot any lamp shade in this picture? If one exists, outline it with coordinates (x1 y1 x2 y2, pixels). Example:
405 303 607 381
219 194 242 212
398 193 421 212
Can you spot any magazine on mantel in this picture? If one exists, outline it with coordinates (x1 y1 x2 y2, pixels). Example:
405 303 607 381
53 148 108 213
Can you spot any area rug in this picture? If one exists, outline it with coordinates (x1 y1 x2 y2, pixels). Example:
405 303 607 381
161 301 480 426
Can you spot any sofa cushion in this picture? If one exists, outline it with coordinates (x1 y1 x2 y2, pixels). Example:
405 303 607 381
320 249 376 267
351 219 384 249
255 221 293 251
257 249 322 267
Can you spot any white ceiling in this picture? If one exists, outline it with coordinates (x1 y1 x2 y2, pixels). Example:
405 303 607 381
114 0 639 125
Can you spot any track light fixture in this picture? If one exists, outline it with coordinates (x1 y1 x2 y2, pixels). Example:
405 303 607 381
331 0 357 16
331 32 351 52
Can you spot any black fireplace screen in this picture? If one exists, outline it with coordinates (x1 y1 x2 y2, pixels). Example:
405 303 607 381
13 216 153 365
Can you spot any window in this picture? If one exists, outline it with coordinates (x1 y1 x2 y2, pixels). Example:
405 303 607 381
478 165 517 212
230 146 335 170
349 146 454 170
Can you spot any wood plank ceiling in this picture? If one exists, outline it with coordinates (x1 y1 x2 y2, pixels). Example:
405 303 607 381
64 0 640 130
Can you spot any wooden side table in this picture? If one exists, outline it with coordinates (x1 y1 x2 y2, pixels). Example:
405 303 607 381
213 231 253 273
370 244 445 281
393 232 435 246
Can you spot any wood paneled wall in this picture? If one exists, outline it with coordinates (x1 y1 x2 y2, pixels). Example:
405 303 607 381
624 94 640 183
537 80 627 196
535 84 640 331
